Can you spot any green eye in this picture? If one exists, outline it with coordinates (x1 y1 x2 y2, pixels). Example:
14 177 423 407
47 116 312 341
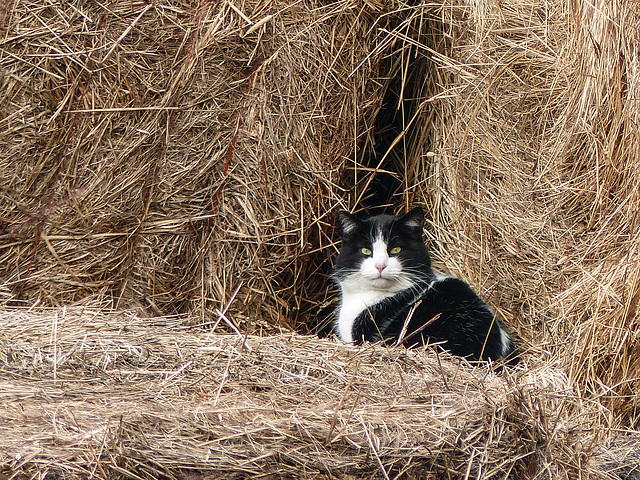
390 246 402 255
361 247 372 256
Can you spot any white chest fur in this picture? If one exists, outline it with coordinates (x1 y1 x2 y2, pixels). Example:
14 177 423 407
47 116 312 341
336 289 393 344
335 234 414 344
336 274 410 344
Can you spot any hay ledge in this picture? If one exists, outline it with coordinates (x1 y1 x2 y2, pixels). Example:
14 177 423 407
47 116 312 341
1 307 639 479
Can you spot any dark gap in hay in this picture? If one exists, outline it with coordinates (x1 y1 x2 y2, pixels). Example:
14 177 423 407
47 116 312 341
305 6 448 336
347 7 440 216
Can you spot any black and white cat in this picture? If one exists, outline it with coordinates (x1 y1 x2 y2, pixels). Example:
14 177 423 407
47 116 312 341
333 206 515 362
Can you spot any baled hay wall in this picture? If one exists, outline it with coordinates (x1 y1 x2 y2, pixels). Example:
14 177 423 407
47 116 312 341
0 0 392 329
2 0 640 437
3 307 638 480
391 0 640 425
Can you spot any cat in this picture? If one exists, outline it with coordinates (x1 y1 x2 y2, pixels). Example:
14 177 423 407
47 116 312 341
332 206 515 363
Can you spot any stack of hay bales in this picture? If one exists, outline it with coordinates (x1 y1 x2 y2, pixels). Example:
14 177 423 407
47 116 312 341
2 0 640 475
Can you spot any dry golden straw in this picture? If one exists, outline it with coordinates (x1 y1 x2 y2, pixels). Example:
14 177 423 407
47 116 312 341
2 0 640 477
1 307 637 479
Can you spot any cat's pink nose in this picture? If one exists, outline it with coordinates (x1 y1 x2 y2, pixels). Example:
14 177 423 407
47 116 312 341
375 263 387 273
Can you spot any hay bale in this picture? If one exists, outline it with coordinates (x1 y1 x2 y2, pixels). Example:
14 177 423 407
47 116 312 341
0 0 393 328
386 0 640 426
2 0 640 442
2 307 635 479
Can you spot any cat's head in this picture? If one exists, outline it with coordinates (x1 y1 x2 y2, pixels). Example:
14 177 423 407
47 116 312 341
333 207 432 292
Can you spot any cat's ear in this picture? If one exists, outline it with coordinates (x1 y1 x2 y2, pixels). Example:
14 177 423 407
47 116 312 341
336 210 360 239
400 206 424 235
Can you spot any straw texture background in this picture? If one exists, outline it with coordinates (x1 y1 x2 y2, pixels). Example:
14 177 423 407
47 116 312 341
1 0 382 329
418 0 640 427
2 0 640 477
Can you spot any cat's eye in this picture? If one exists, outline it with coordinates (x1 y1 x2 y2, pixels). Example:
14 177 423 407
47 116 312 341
361 247 372 256
389 246 402 255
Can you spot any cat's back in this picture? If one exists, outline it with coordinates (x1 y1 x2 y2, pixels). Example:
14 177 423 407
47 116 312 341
420 275 491 315
406 276 514 360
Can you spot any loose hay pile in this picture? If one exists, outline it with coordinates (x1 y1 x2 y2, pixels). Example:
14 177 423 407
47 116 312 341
1 307 637 479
